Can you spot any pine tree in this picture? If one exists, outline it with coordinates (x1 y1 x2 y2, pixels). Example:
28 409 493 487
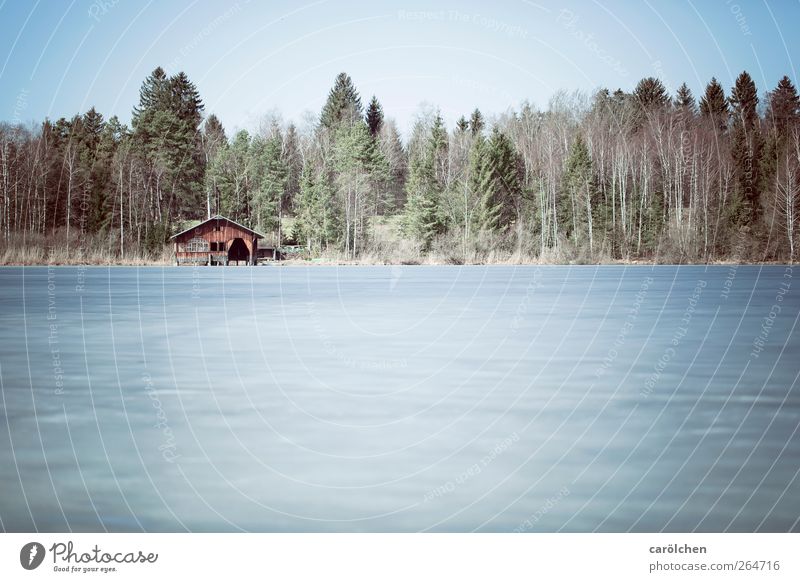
378 119 407 211
470 108 484 136
365 95 384 137
251 129 287 236
204 114 226 146
472 128 522 232
294 163 340 252
765 76 800 137
282 123 302 215
430 113 448 185
132 67 205 220
729 71 762 223
78 108 108 236
403 115 447 249
674 83 697 114
561 134 596 249
132 67 170 120
169 71 204 128
332 121 379 257
216 129 252 221
634 77 669 110
699 77 729 131
456 116 469 133
730 71 759 128
169 71 205 214
320 72 363 130
202 114 226 216
90 113 120 234
762 76 800 244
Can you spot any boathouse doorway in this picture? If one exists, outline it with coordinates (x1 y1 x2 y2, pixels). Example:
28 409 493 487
227 237 250 265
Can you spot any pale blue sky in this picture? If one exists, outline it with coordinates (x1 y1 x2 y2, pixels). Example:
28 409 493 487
1 0 798 136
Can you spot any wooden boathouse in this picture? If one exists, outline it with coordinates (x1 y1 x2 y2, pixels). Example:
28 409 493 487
171 215 264 266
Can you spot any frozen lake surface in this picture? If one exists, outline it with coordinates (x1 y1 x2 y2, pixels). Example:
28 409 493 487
0 265 798 532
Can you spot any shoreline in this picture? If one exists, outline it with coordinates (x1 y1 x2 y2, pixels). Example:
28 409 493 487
0 259 789 268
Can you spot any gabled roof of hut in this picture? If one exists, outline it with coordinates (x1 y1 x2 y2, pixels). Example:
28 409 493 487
170 215 266 240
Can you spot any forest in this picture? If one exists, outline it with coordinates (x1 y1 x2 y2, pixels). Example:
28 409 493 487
1 68 799 264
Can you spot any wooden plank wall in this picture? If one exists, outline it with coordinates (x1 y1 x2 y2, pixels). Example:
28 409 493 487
175 219 258 265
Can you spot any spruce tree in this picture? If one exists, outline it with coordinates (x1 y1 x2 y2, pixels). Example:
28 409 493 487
365 95 384 137
561 134 595 247
674 83 697 114
78 108 110 235
470 108 484 136
403 115 447 249
295 163 340 252
634 77 669 110
169 71 204 128
320 72 363 130
132 67 170 121
204 114 226 146
282 123 302 214
132 67 205 220
765 76 800 137
730 71 759 128
761 76 800 229
378 120 407 211
472 128 522 232
331 121 382 257
699 77 729 132
202 114 227 216
729 71 762 223
252 129 287 235
216 129 252 221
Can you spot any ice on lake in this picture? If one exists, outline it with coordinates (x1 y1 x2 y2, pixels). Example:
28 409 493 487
0 265 798 532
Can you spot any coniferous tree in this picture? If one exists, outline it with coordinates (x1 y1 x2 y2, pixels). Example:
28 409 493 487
320 72 363 130
169 72 203 127
699 77 729 131
203 114 226 146
403 115 447 249
378 119 407 211
762 76 800 255
132 67 205 221
470 108 484 136
456 116 469 133
133 67 170 118
561 134 596 251
634 77 669 110
765 76 800 137
77 108 108 236
251 128 287 236
365 95 384 138
215 129 252 221
281 123 302 216
472 128 522 232
729 71 762 223
332 121 380 257
294 163 340 252
674 83 697 114
202 114 227 216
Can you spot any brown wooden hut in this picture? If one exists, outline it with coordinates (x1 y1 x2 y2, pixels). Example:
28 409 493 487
171 215 264 266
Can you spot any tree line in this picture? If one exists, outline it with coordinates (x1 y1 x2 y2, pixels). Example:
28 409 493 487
1 68 798 263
